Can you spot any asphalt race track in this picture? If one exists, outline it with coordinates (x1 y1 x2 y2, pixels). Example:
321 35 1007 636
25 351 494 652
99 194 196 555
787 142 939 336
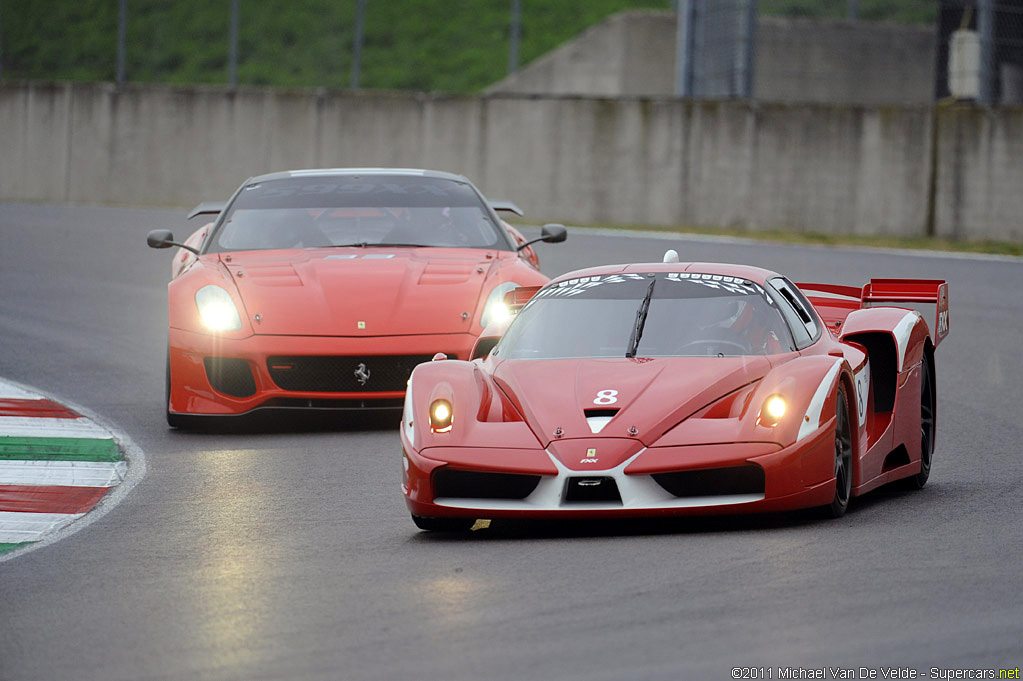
0 203 1020 681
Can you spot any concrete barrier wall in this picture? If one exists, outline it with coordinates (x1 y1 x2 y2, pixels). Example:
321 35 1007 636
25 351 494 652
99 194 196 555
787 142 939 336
934 105 1023 242
479 97 933 236
486 12 677 98
0 82 1019 241
488 12 936 107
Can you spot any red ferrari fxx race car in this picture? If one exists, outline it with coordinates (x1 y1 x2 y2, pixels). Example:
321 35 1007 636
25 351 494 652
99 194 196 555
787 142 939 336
147 168 566 427
401 254 949 530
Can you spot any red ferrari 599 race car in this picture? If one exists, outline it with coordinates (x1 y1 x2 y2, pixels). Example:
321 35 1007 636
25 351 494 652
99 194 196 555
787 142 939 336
147 168 566 427
401 253 949 530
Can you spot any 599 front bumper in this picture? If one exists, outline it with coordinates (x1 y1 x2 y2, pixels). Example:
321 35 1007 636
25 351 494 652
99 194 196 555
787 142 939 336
402 422 838 519
168 327 478 416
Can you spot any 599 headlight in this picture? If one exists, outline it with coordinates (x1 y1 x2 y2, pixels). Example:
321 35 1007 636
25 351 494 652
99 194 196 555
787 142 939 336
480 282 519 329
195 285 242 333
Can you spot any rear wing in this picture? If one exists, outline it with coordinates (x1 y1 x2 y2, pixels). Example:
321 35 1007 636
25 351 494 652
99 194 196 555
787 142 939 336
796 278 949 347
489 200 524 217
502 285 542 312
187 201 226 220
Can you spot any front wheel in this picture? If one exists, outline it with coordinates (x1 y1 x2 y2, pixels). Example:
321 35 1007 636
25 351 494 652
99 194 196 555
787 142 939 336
411 514 476 532
821 384 853 518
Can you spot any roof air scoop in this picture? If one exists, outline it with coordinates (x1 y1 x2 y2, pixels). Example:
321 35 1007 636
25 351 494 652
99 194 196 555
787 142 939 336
584 408 619 434
663 249 679 263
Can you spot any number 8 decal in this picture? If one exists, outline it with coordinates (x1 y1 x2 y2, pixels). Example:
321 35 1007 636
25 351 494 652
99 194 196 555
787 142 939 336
594 389 618 405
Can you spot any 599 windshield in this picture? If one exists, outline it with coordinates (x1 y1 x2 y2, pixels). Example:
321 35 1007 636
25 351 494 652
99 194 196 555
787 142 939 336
495 273 797 359
209 175 509 253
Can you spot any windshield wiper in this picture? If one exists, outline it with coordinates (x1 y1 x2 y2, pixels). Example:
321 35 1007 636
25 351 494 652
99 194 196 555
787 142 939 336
329 242 430 248
626 278 656 358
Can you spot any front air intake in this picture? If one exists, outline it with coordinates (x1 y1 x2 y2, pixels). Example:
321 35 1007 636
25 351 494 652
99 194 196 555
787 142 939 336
564 477 622 504
267 355 437 392
652 464 765 498
583 408 619 418
433 469 541 500
203 357 256 397
260 397 404 410
583 408 619 434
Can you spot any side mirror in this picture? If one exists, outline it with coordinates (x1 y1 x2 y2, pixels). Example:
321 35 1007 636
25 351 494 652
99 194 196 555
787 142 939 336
516 223 568 251
147 229 176 249
147 229 199 255
540 223 567 243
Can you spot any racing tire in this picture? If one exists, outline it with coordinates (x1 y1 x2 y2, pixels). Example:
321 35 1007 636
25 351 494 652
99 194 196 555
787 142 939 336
821 384 853 518
411 514 476 532
902 354 935 490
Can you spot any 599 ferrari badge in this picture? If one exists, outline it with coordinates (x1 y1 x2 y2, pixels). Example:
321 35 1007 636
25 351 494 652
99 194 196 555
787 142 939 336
580 448 599 464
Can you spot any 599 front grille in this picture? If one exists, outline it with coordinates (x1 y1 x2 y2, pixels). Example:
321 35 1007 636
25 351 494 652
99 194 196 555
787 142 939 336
266 355 436 392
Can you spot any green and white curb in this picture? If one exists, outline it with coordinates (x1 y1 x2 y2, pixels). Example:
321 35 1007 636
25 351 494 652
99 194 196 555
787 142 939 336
0 379 145 560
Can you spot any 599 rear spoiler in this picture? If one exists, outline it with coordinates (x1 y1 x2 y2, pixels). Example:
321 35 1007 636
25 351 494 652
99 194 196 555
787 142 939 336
187 201 226 220
796 279 950 347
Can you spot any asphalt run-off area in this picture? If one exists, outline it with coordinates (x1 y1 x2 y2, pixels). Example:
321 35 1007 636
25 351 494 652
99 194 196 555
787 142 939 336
0 203 1020 680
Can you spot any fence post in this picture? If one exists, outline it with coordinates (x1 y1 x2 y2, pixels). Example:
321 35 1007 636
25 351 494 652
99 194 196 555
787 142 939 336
847 0 859 20
978 0 995 106
675 0 696 96
737 0 757 99
508 0 521 74
116 0 127 85
351 0 366 89
228 0 239 88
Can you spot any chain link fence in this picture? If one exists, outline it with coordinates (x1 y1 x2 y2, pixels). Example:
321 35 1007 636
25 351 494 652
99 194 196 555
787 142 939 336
675 0 756 98
936 0 1023 105
3 1 681 92
10 0 1019 106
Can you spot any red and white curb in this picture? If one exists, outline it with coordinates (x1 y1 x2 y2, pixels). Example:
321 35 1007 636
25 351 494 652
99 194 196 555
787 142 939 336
0 379 144 561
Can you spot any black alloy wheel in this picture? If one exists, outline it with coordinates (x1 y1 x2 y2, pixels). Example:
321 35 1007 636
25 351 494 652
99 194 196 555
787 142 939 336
903 356 935 490
823 384 853 518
